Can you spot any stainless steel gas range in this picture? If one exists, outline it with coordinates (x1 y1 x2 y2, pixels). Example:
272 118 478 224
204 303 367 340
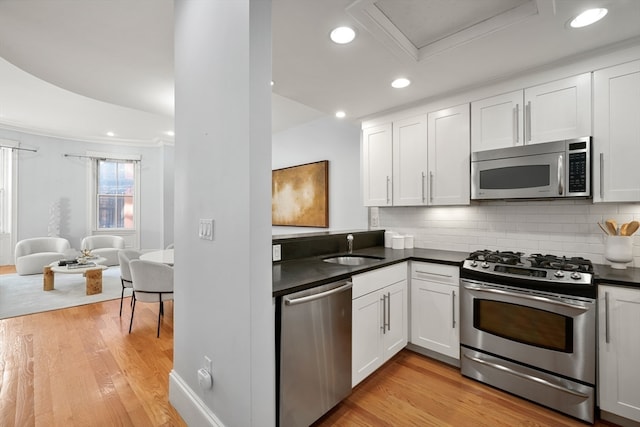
459 250 596 423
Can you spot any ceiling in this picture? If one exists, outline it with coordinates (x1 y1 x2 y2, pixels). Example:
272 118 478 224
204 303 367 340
0 0 639 145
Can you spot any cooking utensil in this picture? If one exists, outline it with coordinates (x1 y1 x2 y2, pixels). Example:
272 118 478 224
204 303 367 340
598 222 612 235
605 219 618 236
625 220 639 236
620 222 629 236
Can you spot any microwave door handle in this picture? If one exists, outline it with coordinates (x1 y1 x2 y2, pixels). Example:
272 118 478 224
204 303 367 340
558 155 564 196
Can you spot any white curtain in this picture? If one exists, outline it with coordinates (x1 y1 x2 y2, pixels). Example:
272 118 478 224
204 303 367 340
0 146 14 264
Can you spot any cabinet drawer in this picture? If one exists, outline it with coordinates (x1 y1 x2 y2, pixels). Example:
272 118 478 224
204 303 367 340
352 262 407 299
411 262 459 285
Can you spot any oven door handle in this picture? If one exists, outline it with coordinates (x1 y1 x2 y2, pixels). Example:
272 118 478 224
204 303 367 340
463 284 590 311
463 353 590 398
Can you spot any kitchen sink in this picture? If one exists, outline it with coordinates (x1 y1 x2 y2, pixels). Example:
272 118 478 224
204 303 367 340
322 254 384 266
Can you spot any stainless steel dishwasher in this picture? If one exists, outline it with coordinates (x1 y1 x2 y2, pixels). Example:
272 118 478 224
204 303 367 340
278 279 352 427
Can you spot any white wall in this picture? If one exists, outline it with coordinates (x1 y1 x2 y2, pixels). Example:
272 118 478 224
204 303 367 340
0 127 171 252
162 145 175 247
272 116 367 235
171 1 274 426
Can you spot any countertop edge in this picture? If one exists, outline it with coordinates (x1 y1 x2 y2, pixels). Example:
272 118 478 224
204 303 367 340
273 247 640 298
272 247 466 298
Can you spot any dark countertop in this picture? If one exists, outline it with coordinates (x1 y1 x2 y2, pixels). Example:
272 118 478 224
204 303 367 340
273 245 640 297
272 247 467 297
594 263 640 289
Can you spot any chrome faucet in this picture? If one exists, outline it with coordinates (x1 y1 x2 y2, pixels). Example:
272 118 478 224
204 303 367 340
347 234 354 254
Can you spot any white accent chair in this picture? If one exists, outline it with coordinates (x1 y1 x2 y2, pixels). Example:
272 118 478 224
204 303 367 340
14 237 71 275
81 235 125 266
129 259 174 337
117 249 141 316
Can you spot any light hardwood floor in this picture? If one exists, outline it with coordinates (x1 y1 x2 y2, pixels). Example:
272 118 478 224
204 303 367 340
0 266 619 426
315 350 617 427
0 265 185 426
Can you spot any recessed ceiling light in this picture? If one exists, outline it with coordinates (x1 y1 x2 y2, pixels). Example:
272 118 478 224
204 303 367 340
335 111 346 118
391 78 411 89
166 131 175 137
330 26 356 44
569 8 608 28
106 131 115 137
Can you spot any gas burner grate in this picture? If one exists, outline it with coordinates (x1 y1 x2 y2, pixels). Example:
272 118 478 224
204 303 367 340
528 254 594 273
468 250 523 265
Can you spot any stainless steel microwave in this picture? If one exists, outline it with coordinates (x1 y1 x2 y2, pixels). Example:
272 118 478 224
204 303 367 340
471 137 591 200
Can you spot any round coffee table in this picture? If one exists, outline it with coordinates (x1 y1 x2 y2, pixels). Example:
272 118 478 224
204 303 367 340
44 258 108 295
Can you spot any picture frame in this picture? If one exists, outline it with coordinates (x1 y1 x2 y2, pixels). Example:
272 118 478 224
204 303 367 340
272 160 329 227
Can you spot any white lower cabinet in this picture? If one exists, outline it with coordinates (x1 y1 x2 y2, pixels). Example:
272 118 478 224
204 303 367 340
410 262 460 359
352 262 408 387
598 285 640 423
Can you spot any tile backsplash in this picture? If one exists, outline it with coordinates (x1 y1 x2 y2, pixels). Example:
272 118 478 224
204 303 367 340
373 200 640 268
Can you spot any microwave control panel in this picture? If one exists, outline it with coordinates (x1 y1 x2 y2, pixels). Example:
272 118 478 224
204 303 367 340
567 140 590 196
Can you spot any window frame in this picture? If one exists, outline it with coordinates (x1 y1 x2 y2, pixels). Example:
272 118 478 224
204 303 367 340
87 152 141 247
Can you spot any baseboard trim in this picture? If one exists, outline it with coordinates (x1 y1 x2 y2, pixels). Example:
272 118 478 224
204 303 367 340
600 409 640 427
169 369 225 427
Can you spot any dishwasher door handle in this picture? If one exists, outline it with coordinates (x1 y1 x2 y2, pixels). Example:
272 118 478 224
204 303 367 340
284 282 353 306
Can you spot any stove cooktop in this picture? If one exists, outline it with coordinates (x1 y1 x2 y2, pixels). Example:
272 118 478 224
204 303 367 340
461 250 596 298
467 250 594 273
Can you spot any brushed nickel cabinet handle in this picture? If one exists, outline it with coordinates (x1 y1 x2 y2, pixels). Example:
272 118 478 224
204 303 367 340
380 294 387 334
429 171 434 202
452 290 456 329
600 153 605 199
605 291 610 344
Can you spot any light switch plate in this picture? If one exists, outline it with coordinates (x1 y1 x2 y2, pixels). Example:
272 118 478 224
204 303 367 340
199 219 214 240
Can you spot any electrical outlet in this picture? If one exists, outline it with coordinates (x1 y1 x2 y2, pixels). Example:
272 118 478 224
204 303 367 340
370 207 380 227
272 244 282 262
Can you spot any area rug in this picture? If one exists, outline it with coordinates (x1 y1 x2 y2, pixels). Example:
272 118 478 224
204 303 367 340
0 267 123 319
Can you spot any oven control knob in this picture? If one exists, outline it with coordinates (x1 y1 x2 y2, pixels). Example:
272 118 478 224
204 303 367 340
554 270 565 278
470 260 478 267
571 272 582 280
481 261 490 269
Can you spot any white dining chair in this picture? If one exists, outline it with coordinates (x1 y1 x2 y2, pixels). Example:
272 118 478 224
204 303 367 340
117 249 141 316
128 259 174 337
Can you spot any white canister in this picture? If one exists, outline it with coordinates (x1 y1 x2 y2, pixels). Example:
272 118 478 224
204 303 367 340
392 235 405 250
404 235 414 249
604 235 633 269
384 231 396 248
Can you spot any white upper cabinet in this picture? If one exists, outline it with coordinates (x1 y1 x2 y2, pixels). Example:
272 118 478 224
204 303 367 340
428 104 470 206
471 90 523 152
363 104 470 207
362 123 393 206
471 73 592 152
525 73 592 144
392 115 428 206
593 60 640 202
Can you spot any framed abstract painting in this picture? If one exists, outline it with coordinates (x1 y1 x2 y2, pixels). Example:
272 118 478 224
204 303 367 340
272 160 329 227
